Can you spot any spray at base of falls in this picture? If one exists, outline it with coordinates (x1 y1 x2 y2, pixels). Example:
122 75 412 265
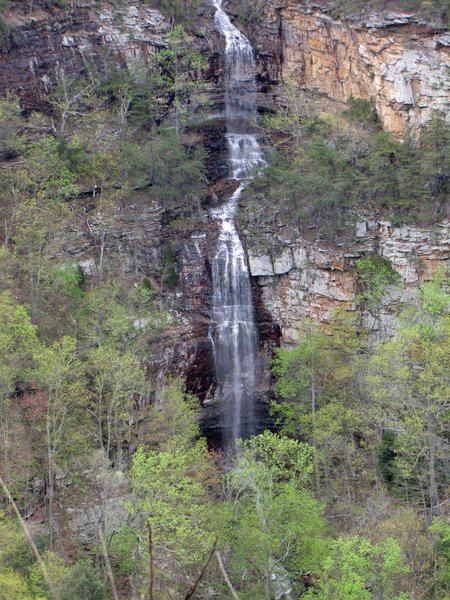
210 0 266 446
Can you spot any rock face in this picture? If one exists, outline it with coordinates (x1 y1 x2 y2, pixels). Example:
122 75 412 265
0 1 169 109
248 220 449 345
0 0 448 403
248 0 449 135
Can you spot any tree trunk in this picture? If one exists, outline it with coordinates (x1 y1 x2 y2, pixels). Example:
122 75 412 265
0 475 56 599
131 541 140 600
310 363 321 497
98 524 120 600
148 521 154 600
46 401 54 551
427 408 440 512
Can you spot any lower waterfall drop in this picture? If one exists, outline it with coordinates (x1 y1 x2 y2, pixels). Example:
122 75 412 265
210 0 265 445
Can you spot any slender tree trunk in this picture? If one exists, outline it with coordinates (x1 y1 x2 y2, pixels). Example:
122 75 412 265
131 541 141 600
0 405 10 485
264 558 271 600
99 230 105 282
46 401 54 551
215 551 240 600
148 521 154 600
0 475 56 599
98 524 120 600
310 362 321 497
427 408 440 512
184 540 217 599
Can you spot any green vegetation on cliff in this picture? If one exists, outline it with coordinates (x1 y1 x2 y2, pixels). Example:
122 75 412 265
240 92 449 241
330 0 450 21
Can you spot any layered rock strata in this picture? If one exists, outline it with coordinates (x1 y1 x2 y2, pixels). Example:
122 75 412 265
0 2 170 109
248 0 450 135
248 220 449 344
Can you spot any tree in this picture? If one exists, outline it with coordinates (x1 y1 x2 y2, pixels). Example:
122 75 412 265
224 431 325 599
366 274 450 511
429 516 450 597
354 254 400 312
272 321 326 420
272 313 366 502
33 336 87 549
420 114 450 217
0 293 37 490
59 561 107 600
76 279 166 359
125 382 215 598
148 0 202 26
129 442 214 597
154 25 207 135
305 536 408 600
88 345 146 466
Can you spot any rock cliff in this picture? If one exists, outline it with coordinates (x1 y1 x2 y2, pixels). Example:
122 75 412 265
247 0 449 136
0 0 448 397
248 219 449 344
0 1 171 110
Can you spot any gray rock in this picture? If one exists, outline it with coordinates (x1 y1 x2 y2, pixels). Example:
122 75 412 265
273 248 294 274
249 253 274 276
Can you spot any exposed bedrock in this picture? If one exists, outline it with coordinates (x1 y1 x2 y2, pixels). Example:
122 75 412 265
0 0 448 401
241 0 450 136
247 219 449 345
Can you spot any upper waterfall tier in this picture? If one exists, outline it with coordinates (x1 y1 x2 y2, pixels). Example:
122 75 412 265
213 0 260 129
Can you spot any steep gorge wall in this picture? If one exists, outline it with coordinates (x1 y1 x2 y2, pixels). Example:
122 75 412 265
0 0 448 391
0 1 170 109
248 0 449 135
236 0 450 347
247 220 449 344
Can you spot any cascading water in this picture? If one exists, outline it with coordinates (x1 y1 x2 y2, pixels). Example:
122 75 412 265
210 0 265 445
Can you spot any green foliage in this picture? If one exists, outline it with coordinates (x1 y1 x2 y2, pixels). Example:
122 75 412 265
272 314 363 434
0 511 35 579
226 0 267 25
344 95 378 124
305 536 408 600
271 313 371 510
58 561 107 600
366 274 450 508
0 292 37 397
52 263 85 300
0 571 33 600
222 432 325 597
88 344 146 464
355 254 400 309
119 128 206 207
20 136 80 200
237 429 316 485
0 1 20 50
429 517 450 596
145 0 202 22
75 279 167 358
378 430 398 486
129 440 214 593
28 552 70 598
154 25 208 133
243 105 449 238
100 60 161 129
118 382 214 595
162 243 177 288
0 512 52 600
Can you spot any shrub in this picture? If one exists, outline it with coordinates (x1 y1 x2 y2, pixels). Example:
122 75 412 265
355 255 400 309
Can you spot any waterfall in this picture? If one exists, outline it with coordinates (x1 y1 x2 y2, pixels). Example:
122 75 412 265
210 0 265 445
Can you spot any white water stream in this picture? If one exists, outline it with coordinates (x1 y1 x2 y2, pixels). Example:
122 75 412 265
210 0 265 444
